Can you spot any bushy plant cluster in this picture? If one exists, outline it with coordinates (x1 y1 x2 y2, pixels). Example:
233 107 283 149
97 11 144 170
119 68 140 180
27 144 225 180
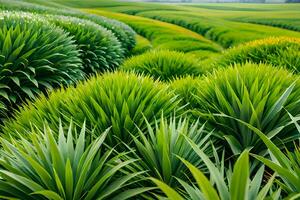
0 0 137 54
121 50 204 81
0 12 83 117
0 1 300 200
213 37 300 73
47 15 124 74
0 9 137 118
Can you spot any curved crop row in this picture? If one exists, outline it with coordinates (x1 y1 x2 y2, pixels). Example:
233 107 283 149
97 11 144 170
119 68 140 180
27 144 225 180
85 9 222 58
137 11 300 48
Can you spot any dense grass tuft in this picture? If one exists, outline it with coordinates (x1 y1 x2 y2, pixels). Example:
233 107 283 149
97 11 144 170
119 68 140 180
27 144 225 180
179 63 300 154
121 50 203 81
214 37 300 73
0 121 142 199
47 15 123 74
128 116 215 189
0 11 83 117
3 72 181 146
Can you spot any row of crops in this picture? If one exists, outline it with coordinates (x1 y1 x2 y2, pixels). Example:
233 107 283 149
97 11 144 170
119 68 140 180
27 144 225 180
0 0 300 199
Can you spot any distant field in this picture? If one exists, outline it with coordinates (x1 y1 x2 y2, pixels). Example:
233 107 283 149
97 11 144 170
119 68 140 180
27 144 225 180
41 0 300 50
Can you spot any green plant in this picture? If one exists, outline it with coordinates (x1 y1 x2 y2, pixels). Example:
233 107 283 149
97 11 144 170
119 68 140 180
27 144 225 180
152 144 279 200
170 76 203 110
127 116 215 188
193 63 300 155
0 121 149 199
47 15 123 74
130 34 152 56
84 14 136 55
0 0 137 54
0 11 83 117
121 50 203 81
250 113 300 198
3 72 181 146
213 37 300 73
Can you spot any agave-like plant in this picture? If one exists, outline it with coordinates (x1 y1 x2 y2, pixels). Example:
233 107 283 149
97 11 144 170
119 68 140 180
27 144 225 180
121 50 203 81
127 115 215 188
213 37 300 73
3 72 181 146
0 121 149 199
0 11 83 117
47 15 124 74
193 63 300 155
152 145 280 200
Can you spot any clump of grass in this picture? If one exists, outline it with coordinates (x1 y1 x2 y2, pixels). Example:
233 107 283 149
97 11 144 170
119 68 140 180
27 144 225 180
0 121 145 199
194 63 300 154
170 76 202 110
0 0 137 54
213 37 300 73
121 50 203 81
127 116 215 189
3 71 181 146
0 11 83 117
47 15 124 74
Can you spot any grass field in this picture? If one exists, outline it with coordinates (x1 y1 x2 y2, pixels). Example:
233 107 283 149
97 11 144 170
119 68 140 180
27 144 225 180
0 0 300 199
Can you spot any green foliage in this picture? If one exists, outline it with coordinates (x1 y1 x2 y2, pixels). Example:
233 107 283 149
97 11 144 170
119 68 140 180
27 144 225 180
152 149 279 200
193 63 300 155
0 0 136 54
137 11 300 48
0 121 146 200
3 72 181 146
170 76 203 111
213 37 300 73
251 115 300 197
85 10 222 56
82 14 136 55
128 116 215 188
0 11 83 117
47 15 123 74
130 34 152 56
121 50 203 81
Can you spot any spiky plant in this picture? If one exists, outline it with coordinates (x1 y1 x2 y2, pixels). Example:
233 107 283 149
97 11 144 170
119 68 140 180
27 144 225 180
193 63 300 155
47 15 124 74
250 113 300 198
3 72 181 146
127 115 215 188
213 37 300 73
83 14 136 55
0 121 148 200
0 0 137 54
121 50 203 81
170 76 202 111
0 11 83 117
151 149 280 200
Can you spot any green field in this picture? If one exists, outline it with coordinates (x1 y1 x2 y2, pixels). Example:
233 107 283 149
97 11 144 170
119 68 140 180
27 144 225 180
0 0 300 199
